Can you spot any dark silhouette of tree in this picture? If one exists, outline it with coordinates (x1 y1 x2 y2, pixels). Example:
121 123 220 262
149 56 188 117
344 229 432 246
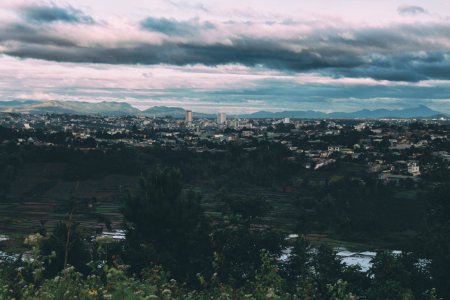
226 195 270 221
40 221 90 276
422 180 450 299
211 194 282 287
283 236 313 292
122 167 212 282
313 245 344 298
367 252 419 299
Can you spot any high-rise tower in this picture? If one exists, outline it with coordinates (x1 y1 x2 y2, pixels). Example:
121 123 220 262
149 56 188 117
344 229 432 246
217 113 226 124
185 110 193 123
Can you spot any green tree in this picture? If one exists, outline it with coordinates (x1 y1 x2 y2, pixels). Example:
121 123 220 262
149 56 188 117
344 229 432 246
211 194 282 287
283 236 312 291
40 222 90 276
253 250 285 299
122 167 212 282
226 195 270 221
367 251 415 300
422 180 450 299
313 245 344 298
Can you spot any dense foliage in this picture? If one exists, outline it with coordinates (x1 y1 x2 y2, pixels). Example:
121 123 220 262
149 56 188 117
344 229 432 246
0 168 449 299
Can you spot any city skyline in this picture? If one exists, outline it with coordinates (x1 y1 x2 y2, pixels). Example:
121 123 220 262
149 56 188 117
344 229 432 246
1 1 450 114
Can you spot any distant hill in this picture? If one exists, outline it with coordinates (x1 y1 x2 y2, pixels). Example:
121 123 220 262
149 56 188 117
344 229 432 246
0 101 217 118
239 110 328 119
142 106 215 118
328 105 442 119
0 100 140 116
237 105 447 119
0 100 38 107
142 106 186 117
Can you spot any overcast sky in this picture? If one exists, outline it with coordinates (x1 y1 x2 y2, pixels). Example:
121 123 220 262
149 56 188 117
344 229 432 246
1 0 450 113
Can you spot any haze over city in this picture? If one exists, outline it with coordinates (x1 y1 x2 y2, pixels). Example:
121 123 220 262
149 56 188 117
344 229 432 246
1 0 450 114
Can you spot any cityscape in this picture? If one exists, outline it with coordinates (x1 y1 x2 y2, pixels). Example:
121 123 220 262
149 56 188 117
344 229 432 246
1 0 450 299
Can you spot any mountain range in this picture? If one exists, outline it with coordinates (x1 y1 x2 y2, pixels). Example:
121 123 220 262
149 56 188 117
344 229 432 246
238 105 447 119
0 100 139 116
0 100 447 119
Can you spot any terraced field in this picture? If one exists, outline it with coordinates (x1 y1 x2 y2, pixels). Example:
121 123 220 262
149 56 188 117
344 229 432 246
192 183 300 232
0 162 139 237
1 160 311 248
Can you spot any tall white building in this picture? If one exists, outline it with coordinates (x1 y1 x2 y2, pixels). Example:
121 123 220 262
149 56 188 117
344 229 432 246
185 110 193 123
217 113 226 124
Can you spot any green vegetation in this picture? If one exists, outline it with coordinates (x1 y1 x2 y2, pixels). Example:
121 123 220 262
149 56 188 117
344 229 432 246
1 121 450 299
0 167 449 299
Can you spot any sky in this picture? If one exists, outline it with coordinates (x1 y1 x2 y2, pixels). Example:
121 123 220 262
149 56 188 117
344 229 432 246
1 0 450 113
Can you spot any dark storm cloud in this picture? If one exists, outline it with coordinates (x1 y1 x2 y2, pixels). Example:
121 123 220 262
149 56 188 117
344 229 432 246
20 5 94 24
0 38 365 70
20 4 94 24
0 23 77 47
1 9 450 82
398 5 427 16
141 17 215 36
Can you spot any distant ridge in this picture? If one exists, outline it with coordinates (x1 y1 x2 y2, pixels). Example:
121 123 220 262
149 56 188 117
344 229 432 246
0 101 216 118
143 106 185 117
142 106 214 118
0 100 140 116
0 100 447 119
236 105 447 119
0 100 38 107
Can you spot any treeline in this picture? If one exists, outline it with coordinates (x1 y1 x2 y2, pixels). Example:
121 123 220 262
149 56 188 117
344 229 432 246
1 168 449 299
296 177 428 239
0 143 23 199
0 137 299 185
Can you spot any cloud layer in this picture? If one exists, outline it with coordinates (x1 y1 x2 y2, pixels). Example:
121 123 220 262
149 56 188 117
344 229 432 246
1 2 450 82
1 1 450 113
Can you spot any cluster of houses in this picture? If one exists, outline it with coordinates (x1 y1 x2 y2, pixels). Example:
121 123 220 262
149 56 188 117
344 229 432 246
1 113 449 184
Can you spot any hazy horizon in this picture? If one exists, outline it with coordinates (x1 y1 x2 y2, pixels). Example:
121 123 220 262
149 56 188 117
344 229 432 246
1 98 445 116
1 1 450 114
